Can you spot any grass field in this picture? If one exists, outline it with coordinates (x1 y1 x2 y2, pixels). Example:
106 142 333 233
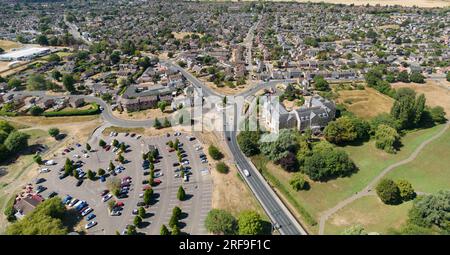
385 127 450 193
335 87 394 119
0 40 21 51
324 195 413 234
252 124 445 233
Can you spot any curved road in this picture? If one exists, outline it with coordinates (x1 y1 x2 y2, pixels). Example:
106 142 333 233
318 121 450 234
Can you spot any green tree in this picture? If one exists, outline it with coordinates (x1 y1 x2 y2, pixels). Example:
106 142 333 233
157 101 167 112
62 74 76 93
87 169 96 180
163 117 171 128
397 71 410 83
289 173 308 191
177 186 186 201
238 211 264 235
313 75 330 91
4 131 29 154
204 209 237 235
118 154 125 164
47 53 61 63
160 224 170 235
29 106 44 116
138 207 145 219
7 78 22 89
126 225 137 235
324 116 358 144
446 72 450 82
429 106 446 124
208 145 223 160
33 155 43 165
153 118 162 129
374 124 400 153
110 51 120 64
237 131 260 157
172 206 182 219
48 128 60 138
86 143 91 151
99 139 106 147
216 162 230 174
375 178 401 205
98 168 105 176
36 34 49 46
143 189 153 205
391 88 425 129
407 190 449 231
410 72 425 83
133 216 142 227
169 214 179 228
171 225 181 235
259 129 298 162
396 180 416 201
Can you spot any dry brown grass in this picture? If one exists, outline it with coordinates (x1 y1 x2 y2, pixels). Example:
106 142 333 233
112 108 172 121
0 40 21 51
393 80 450 117
6 115 99 126
172 32 202 40
336 87 394 119
195 131 266 217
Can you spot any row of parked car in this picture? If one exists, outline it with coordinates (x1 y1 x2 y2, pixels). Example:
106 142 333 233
62 195 97 229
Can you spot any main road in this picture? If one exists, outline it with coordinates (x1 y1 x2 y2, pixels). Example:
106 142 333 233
9 62 307 235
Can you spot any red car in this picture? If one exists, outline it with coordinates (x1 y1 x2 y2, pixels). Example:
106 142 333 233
116 201 124 207
105 145 111 151
123 176 131 181
142 185 151 191
153 179 161 185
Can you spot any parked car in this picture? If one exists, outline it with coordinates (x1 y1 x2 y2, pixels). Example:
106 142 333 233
136 201 145 207
110 210 121 216
35 178 46 184
76 179 83 187
39 168 50 173
48 191 58 198
85 221 97 229
44 160 55 166
102 194 113 202
86 214 96 221
36 186 47 193
130 133 136 138
136 135 142 139
132 209 138 215
59 173 68 180
82 207 93 217
100 190 109 196
100 176 106 182
69 199 79 207
63 195 73 204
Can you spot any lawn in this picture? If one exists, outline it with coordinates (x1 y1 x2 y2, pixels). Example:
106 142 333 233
385 127 450 193
252 124 445 233
324 195 413 234
335 87 394 119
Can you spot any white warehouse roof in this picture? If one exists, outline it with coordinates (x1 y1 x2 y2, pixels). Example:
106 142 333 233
0 47 50 61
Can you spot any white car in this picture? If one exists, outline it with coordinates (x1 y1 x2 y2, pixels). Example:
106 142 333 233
139 193 144 198
85 221 97 229
68 198 79 207
39 168 50 173
102 193 113 202
73 154 80 159
44 160 55 166
243 169 250 177
81 207 93 217
136 135 141 139
109 132 114 137
83 154 89 158
154 172 163 178
112 147 119 153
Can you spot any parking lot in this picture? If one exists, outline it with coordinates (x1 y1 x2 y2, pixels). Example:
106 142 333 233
36 131 212 235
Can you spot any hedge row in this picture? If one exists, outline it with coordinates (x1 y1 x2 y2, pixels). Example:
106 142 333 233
43 103 100 117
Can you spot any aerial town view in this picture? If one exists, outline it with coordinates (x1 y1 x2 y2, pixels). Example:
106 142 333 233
0 0 448 238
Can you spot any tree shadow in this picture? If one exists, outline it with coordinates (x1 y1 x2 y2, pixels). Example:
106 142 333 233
144 212 155 218
56 133 67 140
261 220 273 235
179 212 189 220
61 208 82 232
178 221 187 229
138 221 151 228
183 194 194 201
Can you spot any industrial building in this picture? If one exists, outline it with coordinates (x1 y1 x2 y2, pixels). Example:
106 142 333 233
0 47 51 61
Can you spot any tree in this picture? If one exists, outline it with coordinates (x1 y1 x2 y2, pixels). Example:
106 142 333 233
62 74 76 93
171 225 181 235
410 72 425 83
259 129 298 162
370 113 400 131
160 224 170 235
143 189 153 205
302 141 356 181
204 209 237 235
133 216 142 227
208 145 223 160
169 214 179 228
163 117 171 128
407 190 450 231
48 128 60 138
108 161 115 172
238 211 264 235
33 155 43 165
391 88 425 130
36 34 49 46
324 116 357 144
47 53 61 63
216 162 230 174
177 186 186 201
289 173 308 191
173 206 182 219
97 168 105 176
6 197 68 235
342 225 368 235
138 207 145 219
64 158 73 175
99 139 106 147
126 225 137 235
157 101 167 112
87 170 96 180
110 51 120 64
397 71 410 83
396 180 416 201
29 106 44 116
4 131 29 154
7 78 22 89
26 74 49 90
429 106 446 124
447 72 450 82
374 124 400 153
313 75 330 91
153 118 162 129
86 143 91 151
375 178 401 205
118 154 125 164
237 131 260 157
278 152 298 172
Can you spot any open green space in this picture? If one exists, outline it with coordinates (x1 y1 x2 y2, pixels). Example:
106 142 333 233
252 124 445 233
324 195 413 234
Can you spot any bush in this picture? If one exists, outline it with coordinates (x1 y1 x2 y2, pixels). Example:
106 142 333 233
396 180 416 201
375 124 400 153
42 103 100 117
429 106 446 124
375 178 401 205
48 128 60 138
204 209 237 235
289 173 309 191
278 152 298 172
208 145 223 160
237 211 264 235
216 161 229 174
